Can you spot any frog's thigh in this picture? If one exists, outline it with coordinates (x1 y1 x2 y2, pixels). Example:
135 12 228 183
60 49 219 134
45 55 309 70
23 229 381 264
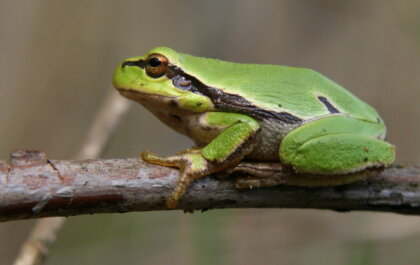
281 133 394 175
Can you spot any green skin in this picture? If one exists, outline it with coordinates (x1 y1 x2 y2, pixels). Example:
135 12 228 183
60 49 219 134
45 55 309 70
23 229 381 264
113 47 395 208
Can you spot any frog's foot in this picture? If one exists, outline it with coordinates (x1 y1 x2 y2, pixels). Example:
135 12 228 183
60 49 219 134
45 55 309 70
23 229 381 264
231 162 286 177
228 162 290 189
234 173 372 189
233 162 386 189
235 164 384 189
142 150 215 208
214 162 284 180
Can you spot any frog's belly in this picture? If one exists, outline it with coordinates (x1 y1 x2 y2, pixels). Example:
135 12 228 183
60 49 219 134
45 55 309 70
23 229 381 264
246 119 299 161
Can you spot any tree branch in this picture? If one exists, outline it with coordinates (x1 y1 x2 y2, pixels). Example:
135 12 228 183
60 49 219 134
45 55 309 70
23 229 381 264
1 150 419 222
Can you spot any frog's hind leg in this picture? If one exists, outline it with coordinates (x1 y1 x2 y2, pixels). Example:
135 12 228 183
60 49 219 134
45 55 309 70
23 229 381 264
279 116 395 185
236 116 396 189
281 133 394 176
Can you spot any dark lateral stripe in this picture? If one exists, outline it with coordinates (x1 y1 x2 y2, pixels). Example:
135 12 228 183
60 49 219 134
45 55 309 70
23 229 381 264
167 65 303 124
317 95 340 113
122 59 146 69
274 112 303 123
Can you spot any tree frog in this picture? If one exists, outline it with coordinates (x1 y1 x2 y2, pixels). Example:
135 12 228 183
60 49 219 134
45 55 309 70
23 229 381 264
113 47 395 208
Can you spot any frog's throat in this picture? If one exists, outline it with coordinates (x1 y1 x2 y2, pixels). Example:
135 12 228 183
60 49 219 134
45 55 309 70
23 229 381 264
117 87 201 137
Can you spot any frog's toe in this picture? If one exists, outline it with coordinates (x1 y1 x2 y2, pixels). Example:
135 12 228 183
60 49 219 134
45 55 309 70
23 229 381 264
166 154 211 208
176 147 201 155
166 171 195 208
141 150 185 168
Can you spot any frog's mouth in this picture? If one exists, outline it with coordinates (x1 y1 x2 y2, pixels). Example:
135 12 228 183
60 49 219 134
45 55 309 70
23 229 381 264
116 88 177 105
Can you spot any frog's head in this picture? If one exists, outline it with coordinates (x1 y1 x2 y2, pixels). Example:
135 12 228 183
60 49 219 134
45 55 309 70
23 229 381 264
113 46 214 113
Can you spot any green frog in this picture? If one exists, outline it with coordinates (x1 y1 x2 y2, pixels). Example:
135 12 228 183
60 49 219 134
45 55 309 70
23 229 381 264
113 47 395 208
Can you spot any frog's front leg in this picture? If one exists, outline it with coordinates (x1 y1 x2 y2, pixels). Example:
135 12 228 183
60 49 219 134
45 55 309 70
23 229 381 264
142 112 261 208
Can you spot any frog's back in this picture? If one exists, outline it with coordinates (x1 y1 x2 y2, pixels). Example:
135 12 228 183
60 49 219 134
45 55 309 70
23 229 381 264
179 52 381 124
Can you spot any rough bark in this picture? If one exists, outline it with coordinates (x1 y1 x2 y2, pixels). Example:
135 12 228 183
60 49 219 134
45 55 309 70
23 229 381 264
1 150 419 222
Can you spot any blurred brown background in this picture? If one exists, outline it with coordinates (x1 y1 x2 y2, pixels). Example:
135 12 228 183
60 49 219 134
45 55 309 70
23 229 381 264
0 1 419 265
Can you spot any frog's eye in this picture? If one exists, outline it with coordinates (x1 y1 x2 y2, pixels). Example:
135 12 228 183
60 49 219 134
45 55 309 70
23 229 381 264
145 53 169 78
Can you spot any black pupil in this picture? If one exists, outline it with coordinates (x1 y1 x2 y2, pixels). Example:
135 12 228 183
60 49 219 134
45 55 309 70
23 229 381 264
149 57 161 67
